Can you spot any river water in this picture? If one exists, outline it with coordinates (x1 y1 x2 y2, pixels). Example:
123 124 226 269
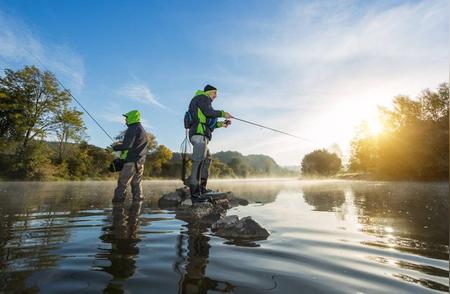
0 179 448 293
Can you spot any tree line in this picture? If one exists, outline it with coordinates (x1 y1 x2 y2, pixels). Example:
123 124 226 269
0 66 294 180
301 83 448 181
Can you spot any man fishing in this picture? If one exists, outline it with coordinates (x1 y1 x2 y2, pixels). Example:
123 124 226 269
112 110 148 202
187 85 232 203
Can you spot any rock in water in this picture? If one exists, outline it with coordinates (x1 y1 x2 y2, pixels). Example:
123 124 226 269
158 187 189 208
212 215 270 240
159 187 267 240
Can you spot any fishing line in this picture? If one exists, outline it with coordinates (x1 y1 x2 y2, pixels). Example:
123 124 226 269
22 47 115 142
232 116 313 143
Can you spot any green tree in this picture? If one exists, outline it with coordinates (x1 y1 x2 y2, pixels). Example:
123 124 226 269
209 159 236 178
54 106 86 162
146 144 173 177
349 83 448 180
301 149 342 176
0 66 70 150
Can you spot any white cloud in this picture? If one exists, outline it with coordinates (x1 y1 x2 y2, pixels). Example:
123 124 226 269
99 102 154 130
117 78 167 109
0 10 85 91
210 0 448 165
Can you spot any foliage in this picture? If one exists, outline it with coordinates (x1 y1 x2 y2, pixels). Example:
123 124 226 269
0 66 112 180
0 66 70 148
349 83 448 180
145 144 173 177
301 149 342 176
214 151 294 177
54 106 86 162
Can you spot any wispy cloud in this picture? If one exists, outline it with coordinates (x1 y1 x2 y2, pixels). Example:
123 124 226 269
210 0 448 165
117 77 167 109
99 102 154 130
0 10 85 91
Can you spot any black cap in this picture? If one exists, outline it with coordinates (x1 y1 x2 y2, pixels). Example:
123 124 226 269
204 84 217 92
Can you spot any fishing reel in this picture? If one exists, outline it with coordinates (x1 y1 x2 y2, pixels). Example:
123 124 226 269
223 119 232 127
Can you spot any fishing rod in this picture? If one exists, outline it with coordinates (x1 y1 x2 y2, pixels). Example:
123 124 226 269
22 47 115 142
231 116 312 143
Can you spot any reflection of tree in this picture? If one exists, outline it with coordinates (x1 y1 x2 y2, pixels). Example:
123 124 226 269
96 202 142 293
351 183 449 260
0 183 74 292
174 214 234 293
302 187 345 212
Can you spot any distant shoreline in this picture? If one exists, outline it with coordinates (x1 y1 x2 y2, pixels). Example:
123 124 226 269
0 176 447 183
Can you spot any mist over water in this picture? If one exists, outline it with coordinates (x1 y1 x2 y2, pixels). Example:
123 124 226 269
0 179 448 293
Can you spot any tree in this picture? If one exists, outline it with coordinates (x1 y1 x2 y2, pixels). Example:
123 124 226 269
0 66 70 150
146 144 173 177
349 122 379 172
348 83 448 180
54 106 86 162
209 159 236 178
301 149 342 176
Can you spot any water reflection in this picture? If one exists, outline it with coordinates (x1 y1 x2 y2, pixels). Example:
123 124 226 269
351 182 449 260
0 180 447 293
302 186 345 212
96 201 142 293
174 210 235 293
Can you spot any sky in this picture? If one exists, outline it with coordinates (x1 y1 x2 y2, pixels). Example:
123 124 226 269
0 0 448 166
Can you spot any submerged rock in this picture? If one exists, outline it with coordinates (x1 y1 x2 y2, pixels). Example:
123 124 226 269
212 215 270 240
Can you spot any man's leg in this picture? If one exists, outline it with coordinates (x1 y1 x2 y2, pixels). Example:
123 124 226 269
113 162 136 202
190 135 207 202
130 162 144 201
200 148 212 194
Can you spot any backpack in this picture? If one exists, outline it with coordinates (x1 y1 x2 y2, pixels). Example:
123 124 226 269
184 110 218 130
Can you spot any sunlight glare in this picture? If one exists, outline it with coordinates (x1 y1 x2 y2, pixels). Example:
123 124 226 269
368 118 383 135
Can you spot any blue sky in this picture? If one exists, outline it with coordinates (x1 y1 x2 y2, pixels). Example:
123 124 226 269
0 0 448 165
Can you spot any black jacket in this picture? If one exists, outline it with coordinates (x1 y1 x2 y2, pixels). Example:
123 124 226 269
188 93 224 140
113 123 148 164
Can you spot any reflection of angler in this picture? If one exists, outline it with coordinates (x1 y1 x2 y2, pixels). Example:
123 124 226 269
175 221 234 294
97 201 143 292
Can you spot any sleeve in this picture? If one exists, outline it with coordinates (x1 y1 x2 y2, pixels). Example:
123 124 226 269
215 121 224 128
112 127 136 151
198 96 224 118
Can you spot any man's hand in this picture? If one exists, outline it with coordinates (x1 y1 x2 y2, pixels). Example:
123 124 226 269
224 112 232 119
223 119 232 128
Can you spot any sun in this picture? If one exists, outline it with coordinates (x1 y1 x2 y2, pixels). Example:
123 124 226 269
368 118 383 135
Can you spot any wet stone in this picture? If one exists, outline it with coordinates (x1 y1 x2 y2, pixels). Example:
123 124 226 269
160 187 269 241
212 215 270 240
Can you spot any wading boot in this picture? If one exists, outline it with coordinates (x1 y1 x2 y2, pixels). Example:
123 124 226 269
200 178 214 194
190 184 208 204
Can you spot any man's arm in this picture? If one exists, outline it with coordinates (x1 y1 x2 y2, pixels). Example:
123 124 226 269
197 95 224 118
112 127 136 151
